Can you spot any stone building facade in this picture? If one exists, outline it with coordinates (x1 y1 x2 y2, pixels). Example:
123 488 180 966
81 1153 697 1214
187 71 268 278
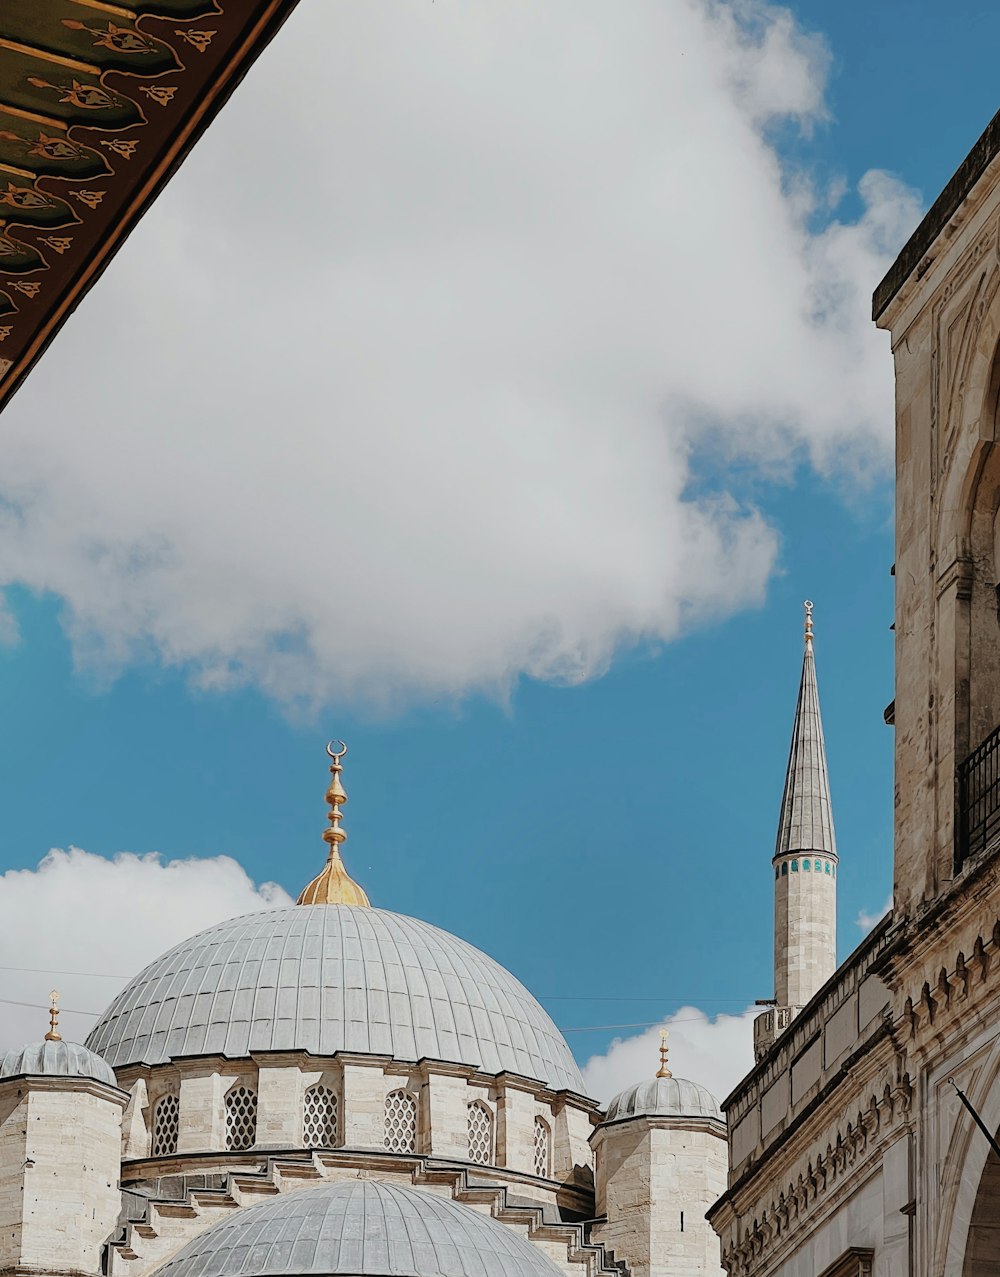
709 106 1000 1277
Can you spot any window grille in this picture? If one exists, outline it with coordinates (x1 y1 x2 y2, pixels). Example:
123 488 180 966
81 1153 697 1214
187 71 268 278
152 1093 180 1157
303 1084 339 1148
383 1089 417 1154
225 1085 258 1151
467 1101 493 1165
533 1116 550 1178
957 722 1000 870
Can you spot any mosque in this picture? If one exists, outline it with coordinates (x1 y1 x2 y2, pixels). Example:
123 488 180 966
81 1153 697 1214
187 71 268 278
0 612 839 1277
15 8 1000 1273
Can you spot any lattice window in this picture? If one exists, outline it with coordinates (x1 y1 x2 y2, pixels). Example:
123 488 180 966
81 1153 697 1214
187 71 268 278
533 1116 551 1178
467 1101 493 1166
303 1084 339 1148
383 1089 417 1154
151 1093 180 1157
225 1085 258 1151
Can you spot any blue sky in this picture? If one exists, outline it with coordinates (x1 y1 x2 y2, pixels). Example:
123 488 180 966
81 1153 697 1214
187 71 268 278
0 0 990 1095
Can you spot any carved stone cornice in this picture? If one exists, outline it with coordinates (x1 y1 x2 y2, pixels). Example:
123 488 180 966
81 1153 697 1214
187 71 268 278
711 1060 911 1277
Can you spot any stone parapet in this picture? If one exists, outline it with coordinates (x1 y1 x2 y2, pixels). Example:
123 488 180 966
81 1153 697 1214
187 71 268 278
721 913 896 1184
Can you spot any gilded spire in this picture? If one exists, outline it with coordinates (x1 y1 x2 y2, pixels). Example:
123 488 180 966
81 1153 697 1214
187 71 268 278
297 741 371 908
774 601 837 859
656 1029 672 1079
45 989 61 1042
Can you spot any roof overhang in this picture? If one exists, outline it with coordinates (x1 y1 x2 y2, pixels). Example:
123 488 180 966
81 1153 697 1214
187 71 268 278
0 0 301 413
873 106 1000 322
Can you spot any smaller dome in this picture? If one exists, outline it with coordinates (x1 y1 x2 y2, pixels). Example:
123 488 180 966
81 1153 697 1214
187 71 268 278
603 1076 723 1125
151 1180 564 1277
0 1039 118 1089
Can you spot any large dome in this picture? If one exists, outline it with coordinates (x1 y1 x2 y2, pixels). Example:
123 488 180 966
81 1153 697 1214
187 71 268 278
150 1181 564 1277
86 905 584 1092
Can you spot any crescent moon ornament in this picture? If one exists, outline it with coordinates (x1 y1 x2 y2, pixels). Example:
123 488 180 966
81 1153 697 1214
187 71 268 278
326 740 348 761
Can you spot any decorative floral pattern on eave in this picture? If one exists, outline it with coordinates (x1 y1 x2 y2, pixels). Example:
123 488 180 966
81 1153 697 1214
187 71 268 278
0 0 300 409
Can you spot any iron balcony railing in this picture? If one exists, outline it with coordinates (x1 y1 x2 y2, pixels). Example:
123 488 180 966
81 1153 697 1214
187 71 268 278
957 722 1000 871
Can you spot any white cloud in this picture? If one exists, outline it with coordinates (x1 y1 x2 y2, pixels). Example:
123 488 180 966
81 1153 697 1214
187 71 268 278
0 848 291 1051
582 1005 758 1106
856 894 893 934
0 0 920 708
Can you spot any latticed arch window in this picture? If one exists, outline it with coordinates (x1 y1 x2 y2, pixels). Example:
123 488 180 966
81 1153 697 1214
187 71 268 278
383 1089 417 1154
467 1101 493 1166
303 1084 339 1148
533 1116 551 1178
225 1085 258 1151
151 1093 180 1157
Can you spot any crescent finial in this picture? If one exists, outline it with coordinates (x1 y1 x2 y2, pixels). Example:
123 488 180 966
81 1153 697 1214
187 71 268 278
326 740 348 761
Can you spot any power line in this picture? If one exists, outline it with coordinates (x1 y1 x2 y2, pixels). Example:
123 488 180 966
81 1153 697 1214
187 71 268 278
559 1012 750 1032
0 996 101 1016
0 964 127 979
541 995 751 1004
0 965 753 1006
0 995 746 1035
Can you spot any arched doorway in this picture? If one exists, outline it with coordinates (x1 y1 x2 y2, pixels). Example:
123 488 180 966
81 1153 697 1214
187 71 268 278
963 1146 1000 1275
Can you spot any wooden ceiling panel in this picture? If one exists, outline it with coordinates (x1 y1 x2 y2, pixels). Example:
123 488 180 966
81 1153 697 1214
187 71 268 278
0 0 302 410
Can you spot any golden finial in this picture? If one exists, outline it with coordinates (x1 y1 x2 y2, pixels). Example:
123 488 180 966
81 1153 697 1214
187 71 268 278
656 1028 672 1079
296 741 371 908
45 990 61 1042
804 599 814 646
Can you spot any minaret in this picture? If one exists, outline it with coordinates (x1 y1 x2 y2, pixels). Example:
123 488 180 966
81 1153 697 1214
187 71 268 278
754 602 838 1060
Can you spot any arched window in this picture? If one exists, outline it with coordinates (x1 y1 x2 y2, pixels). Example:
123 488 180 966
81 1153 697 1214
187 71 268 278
303 1084 339 1148
225 1085 258 1151
151 1093 179 1157
467 1101 493 1165
383 1089 417 1154
781 863 788 877
533 1116 551 1178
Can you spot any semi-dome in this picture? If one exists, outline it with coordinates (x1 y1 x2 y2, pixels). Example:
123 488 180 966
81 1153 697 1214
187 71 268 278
85 905 584 1092
603 1076 723 1125
0 1038 118 1088
151 1180 564 1277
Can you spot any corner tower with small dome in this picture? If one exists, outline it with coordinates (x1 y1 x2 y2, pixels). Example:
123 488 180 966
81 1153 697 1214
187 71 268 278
754 602 839 1061
590 1032 727 1276
0 994 127 1277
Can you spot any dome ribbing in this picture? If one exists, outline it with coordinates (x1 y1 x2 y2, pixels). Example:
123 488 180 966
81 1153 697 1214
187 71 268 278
85 905 584 1092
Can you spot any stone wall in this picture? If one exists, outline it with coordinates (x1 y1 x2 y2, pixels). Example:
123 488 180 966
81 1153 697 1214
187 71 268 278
0 1077 125 1277
117 1051 598 1187
593 1115 727 1277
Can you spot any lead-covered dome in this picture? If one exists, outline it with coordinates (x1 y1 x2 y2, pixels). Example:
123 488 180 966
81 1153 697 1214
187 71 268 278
0 1039 118 1088
86 905 584 1092
603 1076 723 1124
151 1180 564 1277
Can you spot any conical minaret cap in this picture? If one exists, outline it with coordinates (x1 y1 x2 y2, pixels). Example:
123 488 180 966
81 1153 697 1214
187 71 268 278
774 601 837 859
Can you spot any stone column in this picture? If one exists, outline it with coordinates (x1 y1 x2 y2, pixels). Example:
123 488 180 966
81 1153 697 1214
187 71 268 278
255 1057 304 1148
177 1068 224 1153
496 1079 537 1173
340 1062 394 1149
